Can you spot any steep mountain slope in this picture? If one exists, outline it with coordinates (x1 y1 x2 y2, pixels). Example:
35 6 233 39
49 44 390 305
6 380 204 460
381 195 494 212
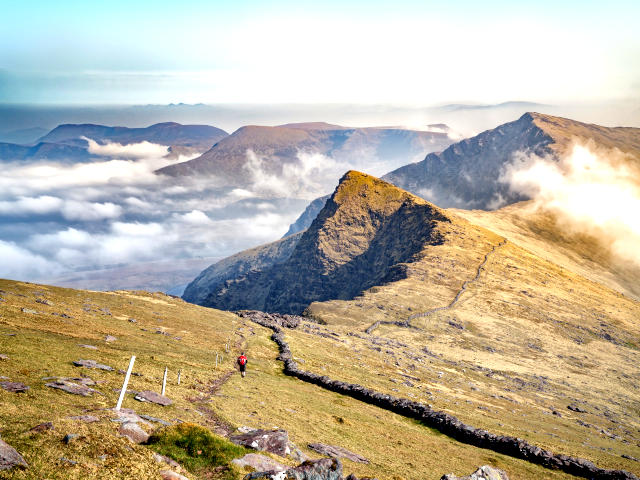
155 123 454 180
38 122 229 151
282 194 330 237
383 112 640 209
193 171 456 314
183 232 303 305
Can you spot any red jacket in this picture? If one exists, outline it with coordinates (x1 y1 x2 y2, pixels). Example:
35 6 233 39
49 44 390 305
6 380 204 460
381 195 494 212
237 355 247 366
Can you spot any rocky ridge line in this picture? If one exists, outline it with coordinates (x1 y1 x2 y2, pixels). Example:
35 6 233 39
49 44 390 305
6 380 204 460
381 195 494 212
244 312 638 480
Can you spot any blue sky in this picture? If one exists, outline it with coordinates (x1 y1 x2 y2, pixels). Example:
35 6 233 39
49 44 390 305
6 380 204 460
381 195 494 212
1 0 639 104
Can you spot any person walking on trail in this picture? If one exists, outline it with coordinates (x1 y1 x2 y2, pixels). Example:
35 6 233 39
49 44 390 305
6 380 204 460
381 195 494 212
237 353 248 377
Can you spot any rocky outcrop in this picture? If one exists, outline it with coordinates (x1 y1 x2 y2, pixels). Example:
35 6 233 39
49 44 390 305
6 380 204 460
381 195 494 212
0 381 29 393
134 390 172 406
237 310 303 329
45 379 100 396
308 444 368 464
441 465 509 480
245 458 342 480
73 359 114 371
0 436 28 470
230 429 290 457
232 453 288 473
197 171 451 314
250 316 639 480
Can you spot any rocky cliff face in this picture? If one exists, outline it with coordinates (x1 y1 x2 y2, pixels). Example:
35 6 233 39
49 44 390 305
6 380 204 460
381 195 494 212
282 194 330 237
383 112 640 209
191 171 451 314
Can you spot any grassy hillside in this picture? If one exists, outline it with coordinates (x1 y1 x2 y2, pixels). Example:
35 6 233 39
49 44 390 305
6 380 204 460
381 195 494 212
0 278 611 480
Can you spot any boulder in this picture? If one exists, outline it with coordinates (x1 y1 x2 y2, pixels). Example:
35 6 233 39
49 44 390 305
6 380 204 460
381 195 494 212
232 453 287 473
63 434 79 444
441 465 510 480
134 390 172 406
45 379 100 396
119 422 149 444
105 335 117 342
73 359 114 371
245 458 343 480
230 429 290 457
0 381 30 393
0 437 28 470
308 443 369 464
111 409 153 427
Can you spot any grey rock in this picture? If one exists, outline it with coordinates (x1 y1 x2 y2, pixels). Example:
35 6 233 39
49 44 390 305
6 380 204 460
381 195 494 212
63 433 79 444
104 335 117 342
119 422 149 444
78 344 98 350
36 298 53 306
134 390 172 406
29 422 54 433
0 437 28 470
245 458 342 480
111 409 153 427
21 308 38 314
232 453 287 472
440 465 510 480
230 429 290 457
160 470 191 480
308 443 369 464
73 359 114 371
140 414 171 426
45 380 100 396
153 452 182 471
0 354 8 360
0 381 29 393
68 415 99 423
568 404 588 413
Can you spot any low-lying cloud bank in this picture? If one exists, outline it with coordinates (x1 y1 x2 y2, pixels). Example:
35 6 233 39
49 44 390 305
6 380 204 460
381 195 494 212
502 143 640 266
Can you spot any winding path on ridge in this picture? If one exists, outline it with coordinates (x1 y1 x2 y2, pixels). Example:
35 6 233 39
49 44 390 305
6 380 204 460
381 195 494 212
241 313 637 480
365 239 507 335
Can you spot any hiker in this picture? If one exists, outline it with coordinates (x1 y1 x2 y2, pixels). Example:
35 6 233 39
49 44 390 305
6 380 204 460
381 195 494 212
237 353 248 377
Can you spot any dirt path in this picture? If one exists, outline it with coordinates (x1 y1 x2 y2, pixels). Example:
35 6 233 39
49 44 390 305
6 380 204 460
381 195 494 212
366 239 507 334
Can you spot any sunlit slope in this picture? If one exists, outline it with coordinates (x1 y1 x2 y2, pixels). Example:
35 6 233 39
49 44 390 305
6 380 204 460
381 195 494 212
452 201 640 300
0 279 587 480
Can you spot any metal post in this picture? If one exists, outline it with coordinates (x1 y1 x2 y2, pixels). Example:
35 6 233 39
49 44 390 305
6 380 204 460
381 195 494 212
177 369 181 385
116 355 136 411
161 366 168 396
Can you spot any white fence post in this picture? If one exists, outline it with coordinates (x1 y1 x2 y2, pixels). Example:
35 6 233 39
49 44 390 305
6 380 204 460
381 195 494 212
116 355 136 411
161 366 168 396
177 369 181 385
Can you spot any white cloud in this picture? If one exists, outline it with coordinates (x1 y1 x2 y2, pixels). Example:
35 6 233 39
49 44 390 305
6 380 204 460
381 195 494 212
0 239 63 280
84 137 170 159
502 143 640 266
177 210 213 225
0 196 63 215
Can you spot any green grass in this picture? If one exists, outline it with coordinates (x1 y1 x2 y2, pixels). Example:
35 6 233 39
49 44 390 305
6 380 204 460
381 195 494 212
147 423 251 479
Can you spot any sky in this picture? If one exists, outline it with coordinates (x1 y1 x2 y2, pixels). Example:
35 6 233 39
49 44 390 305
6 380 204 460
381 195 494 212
1 0 639 105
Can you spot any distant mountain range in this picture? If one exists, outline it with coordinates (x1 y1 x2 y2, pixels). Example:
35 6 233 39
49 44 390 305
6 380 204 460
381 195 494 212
156 122 455 180
0 122 228 162
183 112 640 313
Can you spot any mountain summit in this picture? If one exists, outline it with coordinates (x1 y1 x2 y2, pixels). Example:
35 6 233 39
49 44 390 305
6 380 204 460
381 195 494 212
383 112 640 209
184 171 452 313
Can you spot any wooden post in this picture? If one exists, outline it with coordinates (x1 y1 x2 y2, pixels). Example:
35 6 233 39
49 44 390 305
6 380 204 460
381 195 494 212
177 369 181 385
116 355 136 411
161 366 168 396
